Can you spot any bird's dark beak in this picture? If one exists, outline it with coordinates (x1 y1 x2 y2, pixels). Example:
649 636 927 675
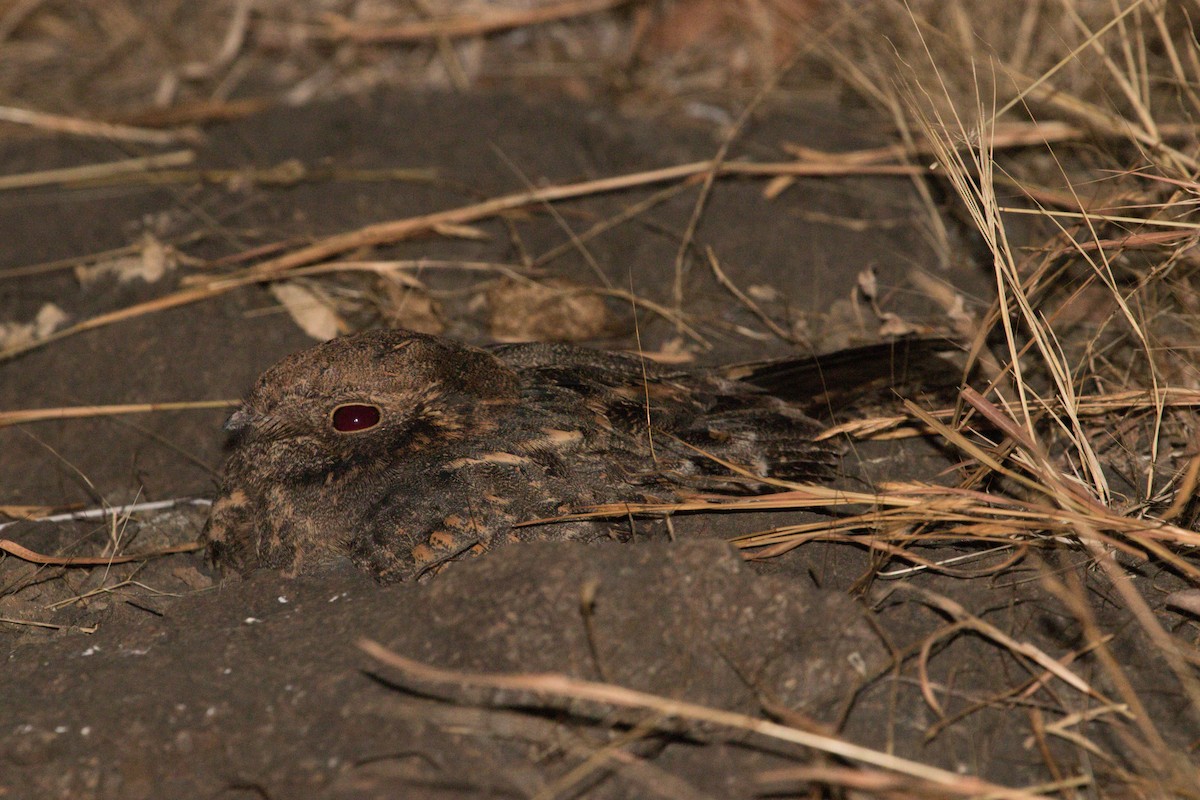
223 407 253 435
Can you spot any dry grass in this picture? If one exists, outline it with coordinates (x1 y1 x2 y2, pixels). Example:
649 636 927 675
805 1 1200 794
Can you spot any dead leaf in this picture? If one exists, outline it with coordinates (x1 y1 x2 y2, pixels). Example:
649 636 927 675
0 303 68 349
269 281 346 341
486 278 609 342
380 280 445 335
0 505 57 520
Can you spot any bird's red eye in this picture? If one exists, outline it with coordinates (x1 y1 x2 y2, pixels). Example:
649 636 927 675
331 403 381 432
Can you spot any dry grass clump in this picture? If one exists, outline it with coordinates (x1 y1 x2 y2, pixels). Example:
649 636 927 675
792 1 1200 794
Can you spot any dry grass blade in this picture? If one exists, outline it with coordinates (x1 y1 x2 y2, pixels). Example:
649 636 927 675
357 639 1050 799
823 386 1200 441
44 579 183 611
0 400 238 428
559 476 1200 584
0 617 67 631
0 105 201 145
999 206 1200 230
0 150 195 192
529 715 667 800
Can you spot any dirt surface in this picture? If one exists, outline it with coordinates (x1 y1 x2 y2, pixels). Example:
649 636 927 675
1 91 1193 797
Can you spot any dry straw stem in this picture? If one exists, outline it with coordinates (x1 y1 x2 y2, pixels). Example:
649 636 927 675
530 714 672 800
0 497 211 530
0 400 237 429
999 206 1200 231
0 616 67 631
1034 563 1186 781
778 118 1200 211
705 247 792 341
53 162 439 192
911 94 1078 484
895 9 1200 499
784 118 1199 163
0 157 923 364
820 386 1200 441
561 475 1200 580
358 639 1051 799
0 150 195 192
0 105 201 146
1 498 210 567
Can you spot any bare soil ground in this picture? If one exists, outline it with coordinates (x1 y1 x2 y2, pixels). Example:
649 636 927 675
2 3 1199 798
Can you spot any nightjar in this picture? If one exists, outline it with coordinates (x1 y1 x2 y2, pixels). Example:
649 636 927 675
203 329 957 581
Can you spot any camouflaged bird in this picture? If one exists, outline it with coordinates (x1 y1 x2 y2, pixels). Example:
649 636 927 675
204 328 955 581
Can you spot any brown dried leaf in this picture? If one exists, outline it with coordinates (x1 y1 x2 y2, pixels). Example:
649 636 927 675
486 278 608 342
0 505 56 520
269 281 346 341
0 303 68 349
380 283 445 335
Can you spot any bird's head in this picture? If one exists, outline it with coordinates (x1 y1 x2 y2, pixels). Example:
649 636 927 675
219 328 518 482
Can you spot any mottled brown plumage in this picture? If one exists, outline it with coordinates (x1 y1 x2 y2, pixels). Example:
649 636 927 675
203 329 955 581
